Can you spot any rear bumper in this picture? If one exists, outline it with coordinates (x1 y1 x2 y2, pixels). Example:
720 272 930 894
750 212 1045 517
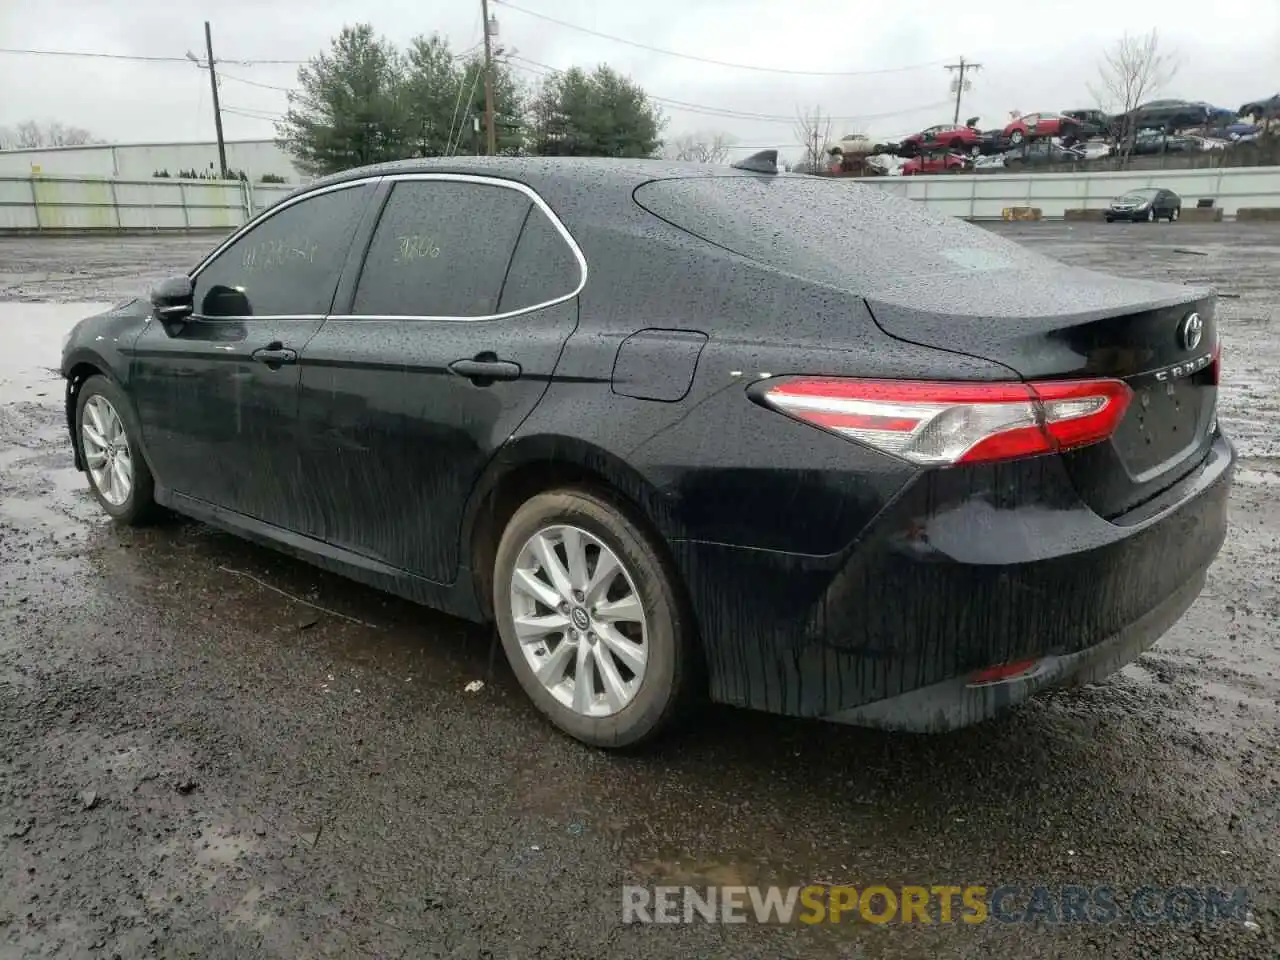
670 431 1234 725
826 569 1203 731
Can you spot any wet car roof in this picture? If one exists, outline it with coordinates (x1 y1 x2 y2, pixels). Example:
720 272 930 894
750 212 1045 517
286 156 771 205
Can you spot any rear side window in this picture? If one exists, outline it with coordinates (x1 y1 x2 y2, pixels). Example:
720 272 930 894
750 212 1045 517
497 207 582 313
633 176 1047 292
192 183 371 318
351 180 531 318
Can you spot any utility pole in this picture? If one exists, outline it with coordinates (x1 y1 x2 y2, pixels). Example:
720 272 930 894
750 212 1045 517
944 57 981 125
204 22 229 178
480 0 498 155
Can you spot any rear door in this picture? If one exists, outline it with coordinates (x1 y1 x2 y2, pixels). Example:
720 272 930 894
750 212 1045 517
296 175 584 582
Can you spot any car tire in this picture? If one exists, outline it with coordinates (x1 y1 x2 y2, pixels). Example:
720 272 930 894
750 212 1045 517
75 374 158 525
1105 216 1114 223
1009 130 1024 145
1170 207 1180 222
493 486 698 749
1145 208 1154 222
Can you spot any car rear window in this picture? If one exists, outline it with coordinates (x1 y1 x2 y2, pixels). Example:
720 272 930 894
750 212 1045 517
633 175 1045 292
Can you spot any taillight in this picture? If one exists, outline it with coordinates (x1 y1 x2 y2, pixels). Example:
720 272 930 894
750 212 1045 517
1209 340 1223 386
757 377 1132 466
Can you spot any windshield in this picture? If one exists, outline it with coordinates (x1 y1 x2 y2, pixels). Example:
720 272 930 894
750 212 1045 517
1117 190 1158 202
633 175 1049 291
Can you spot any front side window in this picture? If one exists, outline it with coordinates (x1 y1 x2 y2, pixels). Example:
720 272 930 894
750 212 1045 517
351 180 532 318
192 183 371 318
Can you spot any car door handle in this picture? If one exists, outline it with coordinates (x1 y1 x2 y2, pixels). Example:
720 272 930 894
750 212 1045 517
251 344 298 366
449 356 522 383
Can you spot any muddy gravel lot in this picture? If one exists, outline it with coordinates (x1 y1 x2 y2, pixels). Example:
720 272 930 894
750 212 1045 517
1 223 1278 959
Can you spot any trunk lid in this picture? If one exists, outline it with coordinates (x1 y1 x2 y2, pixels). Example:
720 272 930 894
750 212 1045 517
864 272 1218 519
632 174 1218 518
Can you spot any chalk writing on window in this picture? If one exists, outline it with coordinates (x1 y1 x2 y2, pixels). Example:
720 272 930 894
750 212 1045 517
241 237 319 273
394 235 441 263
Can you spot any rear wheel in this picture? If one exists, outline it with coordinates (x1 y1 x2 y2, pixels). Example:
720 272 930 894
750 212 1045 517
1170 206 1180 222
76 375 157 525
1105 216 1114 223
1144 208 1154 222
493 487 697 749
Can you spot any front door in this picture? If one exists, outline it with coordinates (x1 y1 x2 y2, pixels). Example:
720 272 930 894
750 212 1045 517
130 182 375 533
297 175 583 583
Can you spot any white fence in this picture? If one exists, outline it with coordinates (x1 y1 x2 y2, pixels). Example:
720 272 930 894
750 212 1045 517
2 166 1279 231
0 174 293 231
861 165 1280 219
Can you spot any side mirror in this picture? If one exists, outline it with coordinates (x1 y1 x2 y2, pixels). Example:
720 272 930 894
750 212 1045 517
150 276 194 327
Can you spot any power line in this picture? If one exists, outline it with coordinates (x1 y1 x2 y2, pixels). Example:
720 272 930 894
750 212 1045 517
222 105 284 121
0 45 306 65
0 46 188 62
218 72 293 92
507 56 952 125
494 1 950 77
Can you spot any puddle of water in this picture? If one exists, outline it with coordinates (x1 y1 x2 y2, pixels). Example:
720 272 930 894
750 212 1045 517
0 302 112 403
1234 467 1280 486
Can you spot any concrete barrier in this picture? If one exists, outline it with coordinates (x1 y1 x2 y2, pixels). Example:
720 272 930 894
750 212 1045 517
1001 206 1042 221
1180 206 1224 222
1064 208 1106 221
1236 207 1280 221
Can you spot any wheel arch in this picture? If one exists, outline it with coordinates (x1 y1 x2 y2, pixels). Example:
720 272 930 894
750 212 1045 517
64 356 154 478
462 434 682 622
64 353 113 472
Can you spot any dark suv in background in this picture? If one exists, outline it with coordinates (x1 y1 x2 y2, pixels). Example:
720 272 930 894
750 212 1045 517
1062 109 1113 139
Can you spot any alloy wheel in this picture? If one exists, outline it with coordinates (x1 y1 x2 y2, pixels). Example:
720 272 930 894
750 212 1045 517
81 394 134 507
509 524 648 718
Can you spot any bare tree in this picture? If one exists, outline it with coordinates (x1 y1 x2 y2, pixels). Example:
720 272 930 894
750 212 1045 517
666 131 737 164
1088 29 1178 165
793 105 833 173
14 121 44 148
1 120 100 149
45 122 97 146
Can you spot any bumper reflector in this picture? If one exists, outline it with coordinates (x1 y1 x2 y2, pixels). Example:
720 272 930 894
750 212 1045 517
967 657 1045 687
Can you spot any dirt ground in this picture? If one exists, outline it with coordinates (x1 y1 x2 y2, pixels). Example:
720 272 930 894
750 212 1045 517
0 223 1277 959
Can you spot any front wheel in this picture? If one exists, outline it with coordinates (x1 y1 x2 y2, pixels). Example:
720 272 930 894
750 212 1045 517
493 487 698 749
1009 130 1025 146
1144 208 1154 222
75 375 157 525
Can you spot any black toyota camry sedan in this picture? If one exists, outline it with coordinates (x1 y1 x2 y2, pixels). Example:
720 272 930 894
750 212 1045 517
61 154 1233 748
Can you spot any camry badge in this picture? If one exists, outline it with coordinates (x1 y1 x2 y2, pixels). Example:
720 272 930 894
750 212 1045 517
1180 312 1203 351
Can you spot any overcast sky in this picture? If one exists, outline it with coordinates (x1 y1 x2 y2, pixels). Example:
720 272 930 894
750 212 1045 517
2 0 1276 158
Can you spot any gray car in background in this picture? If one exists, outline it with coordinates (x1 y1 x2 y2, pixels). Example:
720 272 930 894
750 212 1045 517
1106 187 1183 222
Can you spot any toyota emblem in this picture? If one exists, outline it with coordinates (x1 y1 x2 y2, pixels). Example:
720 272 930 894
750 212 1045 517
1180 312 1203 351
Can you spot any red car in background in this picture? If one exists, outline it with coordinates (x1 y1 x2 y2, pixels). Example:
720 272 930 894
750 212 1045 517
1002 112 1081 145
901 154 966 175
900 124 986 156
